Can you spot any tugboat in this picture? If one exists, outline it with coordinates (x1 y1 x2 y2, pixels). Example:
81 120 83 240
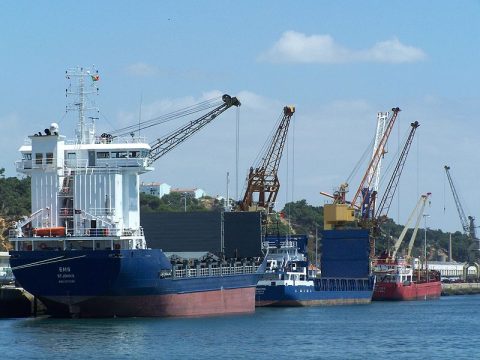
256 235 375 306
8 66 265 317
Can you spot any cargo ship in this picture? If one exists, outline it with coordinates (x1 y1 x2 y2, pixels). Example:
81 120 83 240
8 67 264 317
372 254 441 301
255 232 375 306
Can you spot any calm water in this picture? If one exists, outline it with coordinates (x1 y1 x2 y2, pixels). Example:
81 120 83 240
1 295 479 359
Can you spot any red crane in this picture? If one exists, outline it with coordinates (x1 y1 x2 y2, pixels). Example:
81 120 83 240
350 107 401 213
239 106 295 213
322 107 401 230
373 121 420 222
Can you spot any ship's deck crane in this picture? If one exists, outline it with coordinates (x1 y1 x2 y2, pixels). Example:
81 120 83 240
321 107 401 230
390 193 431 259
105 94 240 165
148 95 241 164
238 106 295 213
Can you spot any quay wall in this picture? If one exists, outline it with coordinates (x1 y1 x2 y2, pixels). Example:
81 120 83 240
442 283 480 296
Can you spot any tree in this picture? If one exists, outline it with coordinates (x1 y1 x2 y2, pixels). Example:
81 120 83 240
140 192 210 213
0 168 31 250
0 168 31 217
281 200 324 235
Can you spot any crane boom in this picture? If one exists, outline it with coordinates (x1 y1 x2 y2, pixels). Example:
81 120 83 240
374 121 420 221
368 112 389 192
361 112 389 219
444 165 476 239
350 107 401 212
148 94 240 165
239 106 295 212
389 193 430 258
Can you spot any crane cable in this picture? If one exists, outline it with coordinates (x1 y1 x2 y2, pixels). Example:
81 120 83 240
109 96 224 137
377 126 412 192
240 110 285 197
345 135 376 186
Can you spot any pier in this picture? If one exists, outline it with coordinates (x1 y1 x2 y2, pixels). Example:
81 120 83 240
0 286 45 317
442 283 480 296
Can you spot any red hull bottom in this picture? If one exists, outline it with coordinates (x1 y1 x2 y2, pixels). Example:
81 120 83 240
44 287 256 318
373 281 441 301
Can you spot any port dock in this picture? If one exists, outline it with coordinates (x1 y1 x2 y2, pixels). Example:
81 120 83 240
442 282 480 296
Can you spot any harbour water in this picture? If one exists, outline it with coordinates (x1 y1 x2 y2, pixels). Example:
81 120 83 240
1 295 477 359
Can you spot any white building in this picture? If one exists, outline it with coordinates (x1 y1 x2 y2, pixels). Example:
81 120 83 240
170 187 206 199
140 182 171 198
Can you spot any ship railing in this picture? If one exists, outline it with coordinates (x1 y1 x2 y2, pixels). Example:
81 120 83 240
89 208 116 216
94 135 148 145
64 136 148 145
15 160 32 171
174 265 258 278
81 228 116 237
65 159 89 169
59 208 74 217
121 227 144 237
10 236 135 251
64 158 149 170
98 158 150 168
315 278 373 292
30 162 62 171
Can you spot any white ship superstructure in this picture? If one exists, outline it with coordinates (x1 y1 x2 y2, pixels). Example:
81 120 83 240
11 67 152 251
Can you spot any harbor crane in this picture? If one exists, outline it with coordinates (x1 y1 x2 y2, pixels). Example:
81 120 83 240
238 106 295 213
373 121 420 223
321 107 401 229
444 165 476 239
361 112 389 219
444 165 480 278
148 95 241 164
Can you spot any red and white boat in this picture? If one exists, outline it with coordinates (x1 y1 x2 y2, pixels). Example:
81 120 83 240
372 254 441 301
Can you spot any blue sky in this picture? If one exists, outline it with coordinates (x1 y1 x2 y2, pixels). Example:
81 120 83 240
1 1 479 234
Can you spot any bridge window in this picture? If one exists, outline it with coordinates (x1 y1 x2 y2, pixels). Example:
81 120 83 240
23 153 32 160
97 152 110 159
112 151 128 158
129 151 140 158
46 152 54 164
35 153 43 164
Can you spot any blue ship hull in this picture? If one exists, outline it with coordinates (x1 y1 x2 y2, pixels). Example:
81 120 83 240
256 277 375 306
10 249 265 317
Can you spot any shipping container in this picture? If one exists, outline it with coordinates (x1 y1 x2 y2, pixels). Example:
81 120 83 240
321 229 370 278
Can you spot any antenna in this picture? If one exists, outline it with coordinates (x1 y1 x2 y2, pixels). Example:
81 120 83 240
65 66 100 144
139 92 143 137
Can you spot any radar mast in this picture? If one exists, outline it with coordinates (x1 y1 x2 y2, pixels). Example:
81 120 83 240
65 66 100 144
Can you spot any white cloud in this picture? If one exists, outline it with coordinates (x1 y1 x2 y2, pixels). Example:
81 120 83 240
259 31 427 64
125 62 160 76
359 38 426 63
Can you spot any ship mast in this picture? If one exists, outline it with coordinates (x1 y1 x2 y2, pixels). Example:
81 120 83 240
65 66 100 144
